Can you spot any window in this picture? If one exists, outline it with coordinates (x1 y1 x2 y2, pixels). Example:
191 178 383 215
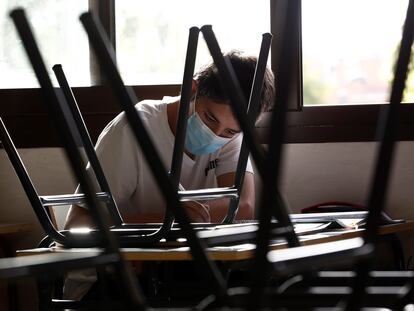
115 0 270 85
302 0 411 106
0 0 90 88
2 0 413 147
259 0 414 143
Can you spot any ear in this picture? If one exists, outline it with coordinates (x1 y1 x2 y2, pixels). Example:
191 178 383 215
191 80 197 97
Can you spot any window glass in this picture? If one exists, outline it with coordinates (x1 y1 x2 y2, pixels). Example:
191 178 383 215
0 0 89 88
302 0 412 105
116 1 270 85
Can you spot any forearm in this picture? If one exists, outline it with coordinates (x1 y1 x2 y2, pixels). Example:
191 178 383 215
205 197 254 223
210 171 255 222
64 204 94 229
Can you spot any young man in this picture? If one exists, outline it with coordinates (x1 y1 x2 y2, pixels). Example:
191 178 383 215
63 50 274 301
64 50 275 228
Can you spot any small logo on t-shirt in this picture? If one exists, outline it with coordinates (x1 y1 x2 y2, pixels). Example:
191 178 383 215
205 159 218 176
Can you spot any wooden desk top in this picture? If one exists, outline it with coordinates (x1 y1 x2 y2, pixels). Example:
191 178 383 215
16 221 414 262
0 223 34 235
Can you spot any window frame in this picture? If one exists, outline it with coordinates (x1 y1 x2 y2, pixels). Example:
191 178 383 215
0 0 413 149
264 0 414 143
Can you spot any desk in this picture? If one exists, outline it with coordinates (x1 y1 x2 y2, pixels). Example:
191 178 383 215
14 221 414 308
16 221 414 262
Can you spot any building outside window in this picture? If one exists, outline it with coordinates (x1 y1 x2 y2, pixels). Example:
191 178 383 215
302 0 412 106
0 0 89 88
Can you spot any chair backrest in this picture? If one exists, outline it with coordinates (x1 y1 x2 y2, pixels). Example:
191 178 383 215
152 26 200 239
52 63 177 243
8 8 146 307
50 27 248 244
170 28 273 224
52 64 123 226
0 117 61 239
0 65 122 245
0 81 123 247
200 24 300 247
223 32 273 224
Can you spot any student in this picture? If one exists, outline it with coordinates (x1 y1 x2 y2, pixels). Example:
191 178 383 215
64 50 275 228
63 50 274 301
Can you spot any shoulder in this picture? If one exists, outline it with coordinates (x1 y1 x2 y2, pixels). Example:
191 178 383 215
136 99 164 116
136 96 178 118
94 99 158 148
99 98 166 136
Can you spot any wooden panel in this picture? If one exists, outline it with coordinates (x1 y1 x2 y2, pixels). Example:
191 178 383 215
257 104 414 143
1 87 414 147
0 85 180 148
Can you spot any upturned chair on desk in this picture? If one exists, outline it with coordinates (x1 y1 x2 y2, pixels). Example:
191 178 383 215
196 0 414 310
0 25 272 250
50 28 272 230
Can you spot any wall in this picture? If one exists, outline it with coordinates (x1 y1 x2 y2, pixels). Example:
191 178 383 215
1 141 414 257
0 148 76 250
281 142 414 219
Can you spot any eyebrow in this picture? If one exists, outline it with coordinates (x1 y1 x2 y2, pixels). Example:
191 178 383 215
206 108 241 134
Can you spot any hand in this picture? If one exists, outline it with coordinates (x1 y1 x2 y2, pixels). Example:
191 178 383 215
183 201 211 223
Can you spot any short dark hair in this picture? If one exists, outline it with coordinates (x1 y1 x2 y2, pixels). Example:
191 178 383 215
194 50 275 115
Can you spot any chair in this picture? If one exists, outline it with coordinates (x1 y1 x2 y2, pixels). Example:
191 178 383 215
196 0 414 309
200 23 301 249
49 25 272 245
52 30 272 228
2 8 147 310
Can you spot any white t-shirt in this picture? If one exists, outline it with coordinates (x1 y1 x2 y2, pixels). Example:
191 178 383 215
86 95 253 219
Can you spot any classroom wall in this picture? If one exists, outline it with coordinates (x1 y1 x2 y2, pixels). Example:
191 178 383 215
1 141 414 258
0 148 77 250
280 141 414 219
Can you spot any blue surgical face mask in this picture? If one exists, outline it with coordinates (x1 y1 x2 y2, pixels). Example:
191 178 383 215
185 111 231 155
